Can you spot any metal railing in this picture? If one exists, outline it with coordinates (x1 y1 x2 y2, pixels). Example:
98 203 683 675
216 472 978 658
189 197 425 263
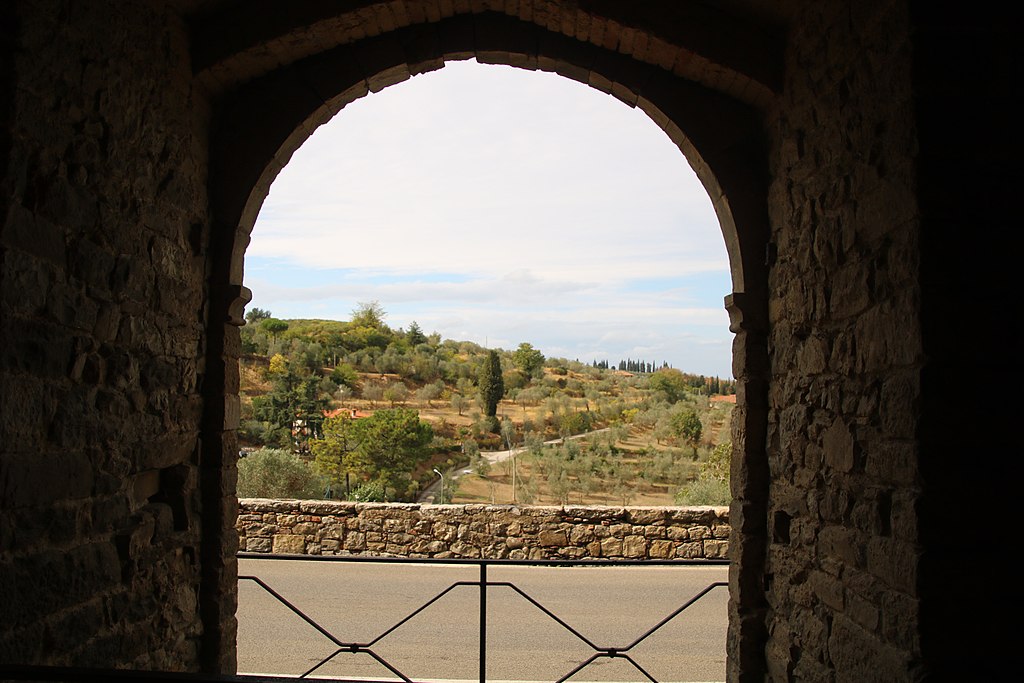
0 554 728 683
237 552 728 683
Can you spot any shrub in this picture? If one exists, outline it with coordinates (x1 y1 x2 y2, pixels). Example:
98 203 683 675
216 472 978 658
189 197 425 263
674 441 731 506
477 415 500 435
350 480 388 502
330 362 359 388
237 448 328 499
674 476 730 506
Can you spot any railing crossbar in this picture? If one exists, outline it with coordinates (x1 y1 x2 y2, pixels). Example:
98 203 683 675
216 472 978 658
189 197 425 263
298 646 413 683
554 651 659 683
238 551 727 568
623 580 729 651
238 575 345 648
365 581 470 646
497 581 603 650
240 576 485 681
239 555 728 683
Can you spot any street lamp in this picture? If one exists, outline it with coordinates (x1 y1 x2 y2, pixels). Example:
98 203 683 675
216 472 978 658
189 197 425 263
433 468 444 504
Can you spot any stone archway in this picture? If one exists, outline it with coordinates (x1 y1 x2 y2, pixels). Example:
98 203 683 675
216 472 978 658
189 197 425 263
4 1 1016 678
197 6 777 677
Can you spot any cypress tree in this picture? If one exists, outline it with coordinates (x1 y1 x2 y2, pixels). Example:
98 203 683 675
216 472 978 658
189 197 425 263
478 350 504 417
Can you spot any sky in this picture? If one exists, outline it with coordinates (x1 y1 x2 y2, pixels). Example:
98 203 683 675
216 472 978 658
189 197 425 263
245 60 735 379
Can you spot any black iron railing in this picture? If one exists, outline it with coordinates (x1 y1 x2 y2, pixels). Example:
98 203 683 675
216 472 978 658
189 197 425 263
0 554 728 683
237 552 728 683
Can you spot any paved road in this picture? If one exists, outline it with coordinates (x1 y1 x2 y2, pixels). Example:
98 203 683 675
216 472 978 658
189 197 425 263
237 557 728 682
419 429 611 504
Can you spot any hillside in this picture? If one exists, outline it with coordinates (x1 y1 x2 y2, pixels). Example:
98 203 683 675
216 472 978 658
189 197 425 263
237 308 734 505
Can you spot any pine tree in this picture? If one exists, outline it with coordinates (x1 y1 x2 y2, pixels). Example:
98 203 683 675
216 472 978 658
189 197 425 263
406 321 426 345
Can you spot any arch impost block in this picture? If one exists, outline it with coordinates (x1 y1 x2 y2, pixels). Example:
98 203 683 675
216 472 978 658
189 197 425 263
726 292 768 334
226 285 252 327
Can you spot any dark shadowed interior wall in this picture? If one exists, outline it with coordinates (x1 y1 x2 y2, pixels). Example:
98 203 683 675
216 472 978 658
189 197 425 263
0 1 1016 680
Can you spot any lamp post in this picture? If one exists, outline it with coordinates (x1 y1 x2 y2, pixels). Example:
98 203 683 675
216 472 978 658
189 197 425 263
433 468 444 504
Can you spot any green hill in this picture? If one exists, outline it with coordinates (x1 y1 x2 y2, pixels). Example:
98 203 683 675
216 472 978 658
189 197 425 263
237 308 733 505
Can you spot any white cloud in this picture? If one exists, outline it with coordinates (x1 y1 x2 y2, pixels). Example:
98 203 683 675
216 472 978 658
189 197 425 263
247 60 735 377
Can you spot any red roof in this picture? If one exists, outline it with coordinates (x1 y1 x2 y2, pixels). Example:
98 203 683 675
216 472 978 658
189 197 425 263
323 408 373 419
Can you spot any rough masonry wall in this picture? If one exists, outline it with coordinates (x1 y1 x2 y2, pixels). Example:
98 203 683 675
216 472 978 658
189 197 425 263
0 2 210 670
762 0 924 679
237 500 730 561
6 1 991 679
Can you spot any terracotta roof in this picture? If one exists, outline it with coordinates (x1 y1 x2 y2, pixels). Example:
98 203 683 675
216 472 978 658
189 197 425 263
323 408 373 419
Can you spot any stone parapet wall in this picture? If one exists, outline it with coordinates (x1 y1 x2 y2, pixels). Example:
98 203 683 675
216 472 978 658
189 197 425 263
237 500 729 561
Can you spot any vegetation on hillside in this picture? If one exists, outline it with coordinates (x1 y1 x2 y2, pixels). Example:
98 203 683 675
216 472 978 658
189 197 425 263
236 302 735 505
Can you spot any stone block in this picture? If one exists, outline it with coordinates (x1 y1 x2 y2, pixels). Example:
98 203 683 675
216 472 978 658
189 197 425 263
600 537 622 557
823 419 855 473
450 541 481 557
411 539 446 554
810 569 845 611
319 523 345 539
271 535 305 554
246 523 276 538
344 532 366 551
538 530 567 547
623 535 647 558
704 540 728 559
627 508 667 525
568 525 595 544
649 540 674 558
675 542 704 559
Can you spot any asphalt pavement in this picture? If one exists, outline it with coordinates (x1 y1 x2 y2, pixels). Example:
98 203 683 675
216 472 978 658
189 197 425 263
237 557 728 682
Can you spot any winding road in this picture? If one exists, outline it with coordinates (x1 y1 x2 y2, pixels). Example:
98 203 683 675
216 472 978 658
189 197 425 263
419 429 610 504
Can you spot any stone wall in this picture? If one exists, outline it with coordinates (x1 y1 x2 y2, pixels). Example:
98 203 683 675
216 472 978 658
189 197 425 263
2 2 1015 680
237 500 730 562
761 0 924 679
1 1 212 671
